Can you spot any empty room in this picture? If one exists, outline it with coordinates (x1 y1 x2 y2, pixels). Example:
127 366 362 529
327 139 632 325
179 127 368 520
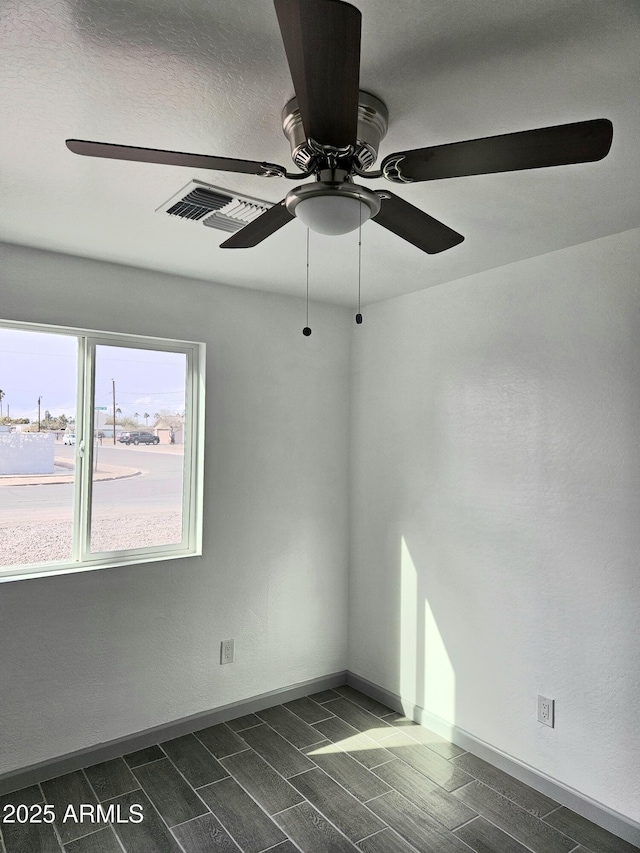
0 1 638 852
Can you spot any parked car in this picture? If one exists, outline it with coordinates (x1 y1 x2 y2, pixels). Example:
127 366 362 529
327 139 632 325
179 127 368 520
63 433 75 445
117 431 159 446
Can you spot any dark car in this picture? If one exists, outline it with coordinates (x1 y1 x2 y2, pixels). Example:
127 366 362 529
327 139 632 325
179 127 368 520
118 431 159 446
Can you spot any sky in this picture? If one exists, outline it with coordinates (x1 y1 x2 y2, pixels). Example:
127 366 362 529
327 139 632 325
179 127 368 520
0 327 186 423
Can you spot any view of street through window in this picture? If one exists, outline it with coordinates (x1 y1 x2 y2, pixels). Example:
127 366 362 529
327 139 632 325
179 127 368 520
0 328 188 568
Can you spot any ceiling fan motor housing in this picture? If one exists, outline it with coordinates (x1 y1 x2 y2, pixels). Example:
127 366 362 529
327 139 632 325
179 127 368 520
282 91 389 171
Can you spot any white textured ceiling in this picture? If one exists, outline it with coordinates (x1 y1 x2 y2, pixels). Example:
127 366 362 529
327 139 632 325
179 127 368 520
1 0 638 306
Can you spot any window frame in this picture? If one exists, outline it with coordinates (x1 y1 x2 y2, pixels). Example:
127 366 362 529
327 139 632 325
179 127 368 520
0 319 205 583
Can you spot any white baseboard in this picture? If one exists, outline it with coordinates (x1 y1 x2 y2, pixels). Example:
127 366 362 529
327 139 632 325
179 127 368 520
0 670 347 796
4 667 638 849
347 671 640 848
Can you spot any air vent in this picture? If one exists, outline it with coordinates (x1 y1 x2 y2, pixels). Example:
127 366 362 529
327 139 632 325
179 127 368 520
166 187 230 220
157 180 272 234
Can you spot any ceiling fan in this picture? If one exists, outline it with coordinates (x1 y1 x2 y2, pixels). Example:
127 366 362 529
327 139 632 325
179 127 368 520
66 0 613 256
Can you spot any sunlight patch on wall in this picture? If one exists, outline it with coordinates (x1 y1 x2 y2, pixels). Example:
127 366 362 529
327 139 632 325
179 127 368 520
400 537 456 727
423 595 456 724
400 537 418 705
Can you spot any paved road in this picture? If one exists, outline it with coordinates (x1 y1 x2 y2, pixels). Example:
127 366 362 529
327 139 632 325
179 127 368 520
0 443 185 522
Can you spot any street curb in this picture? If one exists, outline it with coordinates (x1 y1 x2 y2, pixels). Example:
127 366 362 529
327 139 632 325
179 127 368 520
0 461 142 487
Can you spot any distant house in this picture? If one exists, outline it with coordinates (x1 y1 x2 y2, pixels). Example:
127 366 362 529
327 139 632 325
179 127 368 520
153 416 184 445
100 426 127 440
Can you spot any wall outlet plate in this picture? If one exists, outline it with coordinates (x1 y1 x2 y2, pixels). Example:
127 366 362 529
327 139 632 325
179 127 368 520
537 695 555 727
220 639 235 665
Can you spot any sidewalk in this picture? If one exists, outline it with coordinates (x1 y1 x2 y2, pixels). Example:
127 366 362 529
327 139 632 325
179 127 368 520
0 458 141 487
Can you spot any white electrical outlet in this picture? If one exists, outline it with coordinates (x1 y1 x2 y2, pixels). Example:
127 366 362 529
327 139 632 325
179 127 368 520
220 639 235 665
537 695 555 727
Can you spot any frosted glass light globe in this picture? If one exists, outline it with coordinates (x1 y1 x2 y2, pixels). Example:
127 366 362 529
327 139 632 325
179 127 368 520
295 194 373 235
286 182 381 236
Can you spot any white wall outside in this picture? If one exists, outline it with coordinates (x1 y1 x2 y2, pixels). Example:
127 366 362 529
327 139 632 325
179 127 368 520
349 227 640 824
0 433 54 475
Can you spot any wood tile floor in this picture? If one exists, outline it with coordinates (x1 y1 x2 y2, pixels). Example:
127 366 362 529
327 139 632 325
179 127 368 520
1 685 636 853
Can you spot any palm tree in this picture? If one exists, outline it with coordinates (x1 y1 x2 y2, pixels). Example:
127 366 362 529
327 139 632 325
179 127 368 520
134 412 140 423
115 407 122 423
0 389 4 419
144 412 150 426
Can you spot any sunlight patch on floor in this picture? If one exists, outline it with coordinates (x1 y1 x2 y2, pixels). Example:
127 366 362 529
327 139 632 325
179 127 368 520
307 732 390 755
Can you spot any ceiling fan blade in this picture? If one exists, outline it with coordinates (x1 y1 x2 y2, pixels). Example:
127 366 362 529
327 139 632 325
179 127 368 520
274 0 361 148
66 140 287 177
373 192 464 254
381 119 613 183
219 200 294 248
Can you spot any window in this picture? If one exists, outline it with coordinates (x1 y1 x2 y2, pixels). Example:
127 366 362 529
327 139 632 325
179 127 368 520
0 320 205 582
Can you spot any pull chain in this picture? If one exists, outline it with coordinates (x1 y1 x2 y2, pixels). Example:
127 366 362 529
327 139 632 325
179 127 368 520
303 227 311 336
356 200 363 325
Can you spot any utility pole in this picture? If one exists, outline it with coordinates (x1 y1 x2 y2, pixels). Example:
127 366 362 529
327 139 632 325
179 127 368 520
37 396 42 432
112 379 116 445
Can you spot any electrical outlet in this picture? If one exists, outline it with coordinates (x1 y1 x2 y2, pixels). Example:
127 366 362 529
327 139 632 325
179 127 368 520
220 639 235 665
537 695 555 727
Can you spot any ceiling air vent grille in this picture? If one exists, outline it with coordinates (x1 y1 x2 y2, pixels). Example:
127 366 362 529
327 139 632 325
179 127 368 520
166 187 230 220
157 180 272 234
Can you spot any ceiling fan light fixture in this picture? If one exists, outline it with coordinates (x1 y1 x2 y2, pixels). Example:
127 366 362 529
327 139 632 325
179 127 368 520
295 194 370 235
286 182 380 236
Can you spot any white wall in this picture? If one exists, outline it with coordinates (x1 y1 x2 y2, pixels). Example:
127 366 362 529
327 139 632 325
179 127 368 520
349 228 640 823
3 229 640 828
0 243 351 774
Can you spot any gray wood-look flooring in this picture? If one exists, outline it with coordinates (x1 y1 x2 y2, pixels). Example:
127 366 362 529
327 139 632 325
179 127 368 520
0 688 636 853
